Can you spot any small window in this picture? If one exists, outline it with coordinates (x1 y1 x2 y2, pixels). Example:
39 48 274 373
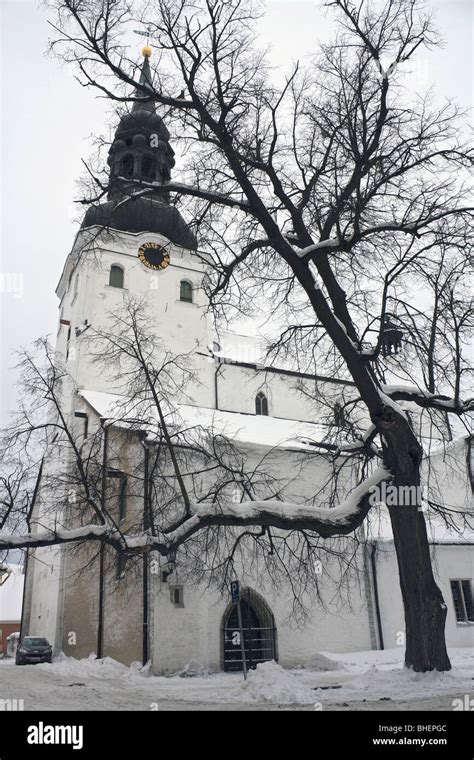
121 153 134 179
66 325 72 362
73 274 79 300
180 280 193 303
74 411 89 439
450 580 473 623
109 265 124 289
255 392 268 416
170 585 184 607
119 478 127 521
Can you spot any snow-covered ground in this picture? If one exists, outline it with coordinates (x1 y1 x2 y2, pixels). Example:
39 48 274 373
0 648 472 711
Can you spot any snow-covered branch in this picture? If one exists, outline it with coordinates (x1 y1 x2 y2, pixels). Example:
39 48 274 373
0 467 390 552
113 180 251 213
381 385 474 414
292 206 474 258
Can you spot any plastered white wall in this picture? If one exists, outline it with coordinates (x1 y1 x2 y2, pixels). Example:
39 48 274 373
151 552 373 675
375 540 473 650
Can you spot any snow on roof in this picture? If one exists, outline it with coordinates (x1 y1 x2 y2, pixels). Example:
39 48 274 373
0 564 24 622
78 389 330 450
177 404 329 450
367 508 474 545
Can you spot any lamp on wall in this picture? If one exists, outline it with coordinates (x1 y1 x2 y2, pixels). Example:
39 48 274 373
161 551 176 583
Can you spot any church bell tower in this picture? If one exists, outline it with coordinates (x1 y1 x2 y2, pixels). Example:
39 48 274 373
54 47 214 408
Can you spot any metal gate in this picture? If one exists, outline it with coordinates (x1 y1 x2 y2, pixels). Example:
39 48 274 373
223 588 277 672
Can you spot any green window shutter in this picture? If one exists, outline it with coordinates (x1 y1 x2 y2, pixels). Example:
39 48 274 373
180 281 193 302
109 266 124 288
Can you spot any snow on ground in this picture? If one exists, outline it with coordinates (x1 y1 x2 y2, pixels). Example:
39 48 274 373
240 660 316 705
0 648 472 711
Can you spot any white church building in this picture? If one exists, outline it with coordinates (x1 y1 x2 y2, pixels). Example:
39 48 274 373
22 52 473 674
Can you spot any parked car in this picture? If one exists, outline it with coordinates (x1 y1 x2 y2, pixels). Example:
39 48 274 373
15 636 52 665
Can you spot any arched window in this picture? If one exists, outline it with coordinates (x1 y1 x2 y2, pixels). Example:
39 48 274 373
141 155 156 180
255 392 268 416
180 280 193 303
109 265 124 289
121 153 134 179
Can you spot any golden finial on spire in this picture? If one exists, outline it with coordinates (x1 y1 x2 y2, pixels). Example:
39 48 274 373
142 45 152 58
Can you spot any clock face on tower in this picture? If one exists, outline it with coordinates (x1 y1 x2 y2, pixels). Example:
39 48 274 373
138 242 170 271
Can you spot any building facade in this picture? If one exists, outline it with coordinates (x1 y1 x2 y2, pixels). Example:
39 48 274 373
22 52 473 674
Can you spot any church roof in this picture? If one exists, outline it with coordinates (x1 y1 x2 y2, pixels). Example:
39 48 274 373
81 196 197 250
77 389 330 452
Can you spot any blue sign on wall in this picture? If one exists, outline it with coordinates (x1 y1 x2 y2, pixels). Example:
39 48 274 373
230 580 240 604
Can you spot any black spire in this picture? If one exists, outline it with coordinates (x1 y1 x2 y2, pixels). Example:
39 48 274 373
81 50 197 250
131 54 154 113
107 52 175 195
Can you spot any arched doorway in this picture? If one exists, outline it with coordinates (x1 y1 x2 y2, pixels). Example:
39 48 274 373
222 588 277 672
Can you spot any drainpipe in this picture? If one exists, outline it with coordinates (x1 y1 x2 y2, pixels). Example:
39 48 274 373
97 419 108 659
142 441 150 667
19 553 28 642
370 542 384 650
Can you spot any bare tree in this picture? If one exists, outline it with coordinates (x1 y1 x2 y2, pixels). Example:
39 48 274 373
1 0 472 670
1 301 370 631
1 289 471 669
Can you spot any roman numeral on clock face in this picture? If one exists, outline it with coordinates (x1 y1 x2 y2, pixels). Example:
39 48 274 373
138 242 170 271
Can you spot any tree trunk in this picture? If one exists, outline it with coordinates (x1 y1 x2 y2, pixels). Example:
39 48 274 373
389 505 451 671
380 405 451 672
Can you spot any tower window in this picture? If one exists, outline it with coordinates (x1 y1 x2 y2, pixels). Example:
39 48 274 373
109 265 124 289
121 153 134 179
255 392 268 416
119 478 127 521
180 280 193 303
66 325 72 362
141 155 156 180
74 411 89 440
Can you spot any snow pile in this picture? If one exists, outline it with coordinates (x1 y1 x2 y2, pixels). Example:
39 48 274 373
38 652 127 677
127 660 152 678
341 663 471 701
240 661 315 705
304 652 344 671
39 652 153 681
176 659 209 678
1 647 472 710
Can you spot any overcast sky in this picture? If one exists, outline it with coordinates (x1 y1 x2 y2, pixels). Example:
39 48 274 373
0 0 472 423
